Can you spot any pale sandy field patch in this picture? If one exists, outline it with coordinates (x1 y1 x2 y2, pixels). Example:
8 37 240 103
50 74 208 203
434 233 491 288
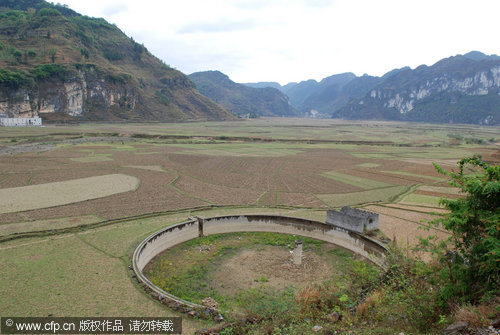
70 154 113 163
399 193 443 207
124 165 166 172
0 174 139 214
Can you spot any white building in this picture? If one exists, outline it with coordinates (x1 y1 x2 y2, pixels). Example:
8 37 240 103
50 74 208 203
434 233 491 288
0 116 42 127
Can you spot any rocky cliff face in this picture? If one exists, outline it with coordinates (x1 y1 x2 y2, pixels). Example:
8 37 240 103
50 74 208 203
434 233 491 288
338 54 500 124
368 66 500 114
0 68 137 120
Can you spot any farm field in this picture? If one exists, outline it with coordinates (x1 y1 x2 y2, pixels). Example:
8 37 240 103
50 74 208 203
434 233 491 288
0 118 498 333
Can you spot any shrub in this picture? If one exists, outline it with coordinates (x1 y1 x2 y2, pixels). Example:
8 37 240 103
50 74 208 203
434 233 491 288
30 64 67 80
430 156 499 302
0 68 31 88
37 8 62 17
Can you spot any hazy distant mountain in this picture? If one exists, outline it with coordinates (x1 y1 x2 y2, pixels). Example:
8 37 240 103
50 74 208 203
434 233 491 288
244 81 282 90
244 72 375 117
281 79 319 109
0 0 233 121
189 71 298 117
463 51 500 61
338 52 500 125
299 73 357 114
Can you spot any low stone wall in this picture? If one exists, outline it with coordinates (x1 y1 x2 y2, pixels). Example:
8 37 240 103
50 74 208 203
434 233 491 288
132 214 388 315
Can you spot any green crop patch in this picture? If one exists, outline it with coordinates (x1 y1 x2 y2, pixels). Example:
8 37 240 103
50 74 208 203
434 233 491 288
320 171 393 189
316 186 407 207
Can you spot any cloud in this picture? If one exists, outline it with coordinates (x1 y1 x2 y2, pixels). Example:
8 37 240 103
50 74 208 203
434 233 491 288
232 0 336 10
56 0 500 84
296 0 336 8
178 19 259 34
101 2 128 16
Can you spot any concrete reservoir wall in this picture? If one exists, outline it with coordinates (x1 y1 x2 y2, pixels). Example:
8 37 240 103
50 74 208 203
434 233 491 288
132 214 387 312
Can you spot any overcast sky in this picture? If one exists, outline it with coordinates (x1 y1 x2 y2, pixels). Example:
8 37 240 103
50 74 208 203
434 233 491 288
57 0 499 85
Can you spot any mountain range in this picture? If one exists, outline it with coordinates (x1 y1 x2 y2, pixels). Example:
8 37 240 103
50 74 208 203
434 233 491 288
0 1 498 125
244 51 500 125
188 71 298 117
0 0 233 121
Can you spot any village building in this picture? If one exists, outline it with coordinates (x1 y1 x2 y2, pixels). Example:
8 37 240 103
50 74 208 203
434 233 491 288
0 114 42 127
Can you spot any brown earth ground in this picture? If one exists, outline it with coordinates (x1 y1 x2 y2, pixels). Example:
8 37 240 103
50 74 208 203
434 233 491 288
0 131 495 250
211 245 335 297
0 140 490 224
0 120 498 334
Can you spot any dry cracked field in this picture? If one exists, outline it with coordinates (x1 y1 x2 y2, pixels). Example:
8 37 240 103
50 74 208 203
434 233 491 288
0 118 498 333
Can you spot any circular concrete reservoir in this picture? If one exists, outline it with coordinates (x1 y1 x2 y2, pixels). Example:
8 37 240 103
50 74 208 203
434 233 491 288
132 214 387 314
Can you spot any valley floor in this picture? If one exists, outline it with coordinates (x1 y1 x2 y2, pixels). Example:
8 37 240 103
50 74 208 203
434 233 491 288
0 118 498 334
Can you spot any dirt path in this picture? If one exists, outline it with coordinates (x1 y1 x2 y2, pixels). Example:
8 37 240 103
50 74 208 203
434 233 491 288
0 137 135 155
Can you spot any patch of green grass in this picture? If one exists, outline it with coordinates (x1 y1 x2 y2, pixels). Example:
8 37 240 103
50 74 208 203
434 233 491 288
316 186 407 207
0 236 168 316
75 142 138 151
399 194 442 207
321 171 393 189
356 163 381 168
236 286 297 318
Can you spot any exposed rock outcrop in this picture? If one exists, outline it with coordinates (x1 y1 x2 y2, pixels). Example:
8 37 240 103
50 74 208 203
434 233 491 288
0 1 233 122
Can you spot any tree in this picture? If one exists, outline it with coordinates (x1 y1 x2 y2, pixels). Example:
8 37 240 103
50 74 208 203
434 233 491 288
430 156 499 302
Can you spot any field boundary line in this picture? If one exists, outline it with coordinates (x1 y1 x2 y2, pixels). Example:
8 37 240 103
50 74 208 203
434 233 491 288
167 154 249 191
365 205 450 234
0 205 324 244
162 158 213 204
167 174 213 205
311 193 330 208
75 234 123 259
375 203 447 216
0 172 11 185
255 190 268 205
356 168 441 184
0 234 73 251
390 183 421 203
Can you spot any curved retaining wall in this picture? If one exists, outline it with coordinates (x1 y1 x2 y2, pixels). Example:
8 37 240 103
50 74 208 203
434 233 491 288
132 214 388 313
